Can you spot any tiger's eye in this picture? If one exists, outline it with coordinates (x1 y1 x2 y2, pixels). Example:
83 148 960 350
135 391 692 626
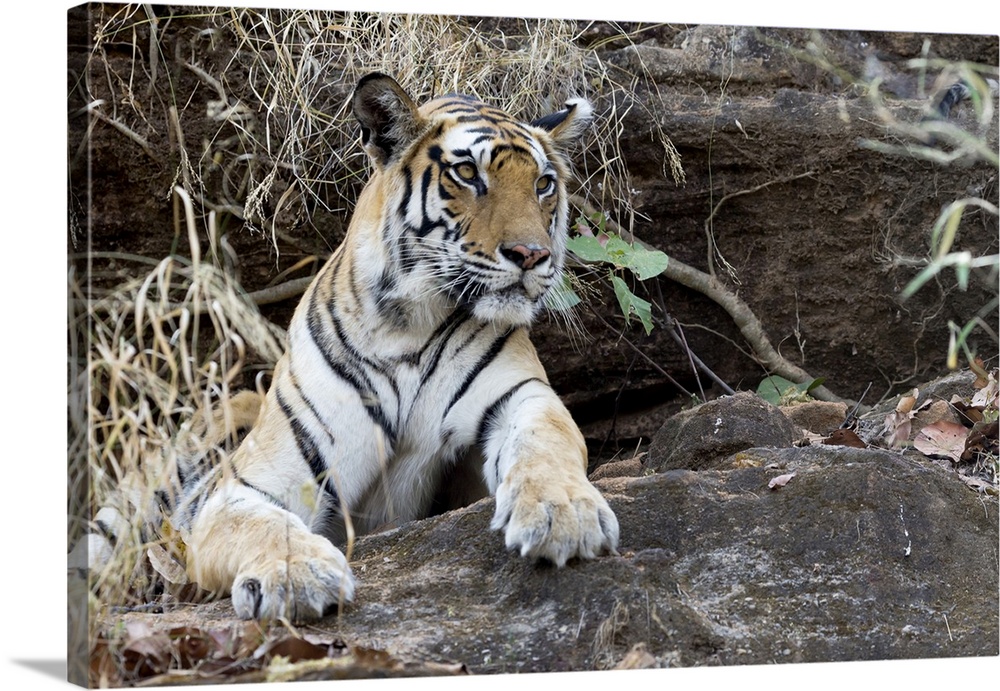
453 162 478 181
536 175 555 194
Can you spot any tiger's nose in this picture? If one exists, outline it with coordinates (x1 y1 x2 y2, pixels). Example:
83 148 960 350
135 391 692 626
500 243 551 270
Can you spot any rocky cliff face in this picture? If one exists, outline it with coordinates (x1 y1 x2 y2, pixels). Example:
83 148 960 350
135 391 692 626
535 26 998 452
70 10 999 458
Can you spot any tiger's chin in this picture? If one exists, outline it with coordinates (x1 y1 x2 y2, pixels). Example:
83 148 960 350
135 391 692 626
470 290 546 327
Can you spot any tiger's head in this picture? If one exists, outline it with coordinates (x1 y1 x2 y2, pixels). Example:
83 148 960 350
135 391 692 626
351 73 592 327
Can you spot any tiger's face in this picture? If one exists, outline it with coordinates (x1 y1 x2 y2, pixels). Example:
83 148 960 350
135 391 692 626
353 75 592 326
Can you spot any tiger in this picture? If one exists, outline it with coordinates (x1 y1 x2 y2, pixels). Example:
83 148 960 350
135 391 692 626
85 72 620 623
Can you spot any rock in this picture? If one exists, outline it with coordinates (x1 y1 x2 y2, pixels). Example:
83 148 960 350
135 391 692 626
780 400 849 435
589 455 646 480
109 444 998 672
646 391 799 472
321 445 999 668
856 370 979 444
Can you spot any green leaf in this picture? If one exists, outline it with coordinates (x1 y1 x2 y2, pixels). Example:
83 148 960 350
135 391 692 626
611 275 654 335
567 234 669 280
757 375 825 405
804 377 826 393
565 234 609 263
623 244 669 280
757 375 796 405
602 236 633 267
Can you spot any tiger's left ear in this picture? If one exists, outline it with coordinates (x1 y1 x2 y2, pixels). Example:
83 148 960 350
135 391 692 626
531 98 593 146
352 73 424 166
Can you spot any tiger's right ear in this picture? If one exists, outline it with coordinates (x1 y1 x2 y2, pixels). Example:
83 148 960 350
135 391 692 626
352 73 423 166
531 98 594 147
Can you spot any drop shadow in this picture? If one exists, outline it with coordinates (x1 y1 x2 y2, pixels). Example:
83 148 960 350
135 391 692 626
10 659 66 682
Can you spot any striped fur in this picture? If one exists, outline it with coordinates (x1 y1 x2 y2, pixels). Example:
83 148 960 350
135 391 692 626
160 74 617 622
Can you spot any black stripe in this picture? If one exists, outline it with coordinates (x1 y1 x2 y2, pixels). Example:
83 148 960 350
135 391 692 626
290 373 336 449
374 268 398 306
185 488 208 524
417 310 471 389
488 143 532 162
237 476 288 510
276 389 338 502
420 165 434 220
444 328 514 417
475 377 543 448
154 489 174 512
94 519 117 545
466 126 499 136
305 293 398 444
398 169 413 220
457 113 502 126
326 308 402 438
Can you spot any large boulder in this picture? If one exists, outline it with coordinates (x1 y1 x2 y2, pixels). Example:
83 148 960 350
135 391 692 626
105 443 998 678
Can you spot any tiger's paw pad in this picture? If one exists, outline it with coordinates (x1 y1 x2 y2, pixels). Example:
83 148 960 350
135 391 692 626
231 541 355 622
491 476 619 567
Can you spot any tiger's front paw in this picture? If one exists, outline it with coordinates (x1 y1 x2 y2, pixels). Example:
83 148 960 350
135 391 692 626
491 471 619 567
231 534 355 622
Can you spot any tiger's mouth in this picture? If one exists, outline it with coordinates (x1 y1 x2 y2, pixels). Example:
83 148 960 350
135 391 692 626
449 269 554 325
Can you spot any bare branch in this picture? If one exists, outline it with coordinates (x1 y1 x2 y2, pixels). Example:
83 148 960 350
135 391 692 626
570 193 854 406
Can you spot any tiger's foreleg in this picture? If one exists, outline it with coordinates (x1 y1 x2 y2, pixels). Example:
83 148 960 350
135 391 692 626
482 382 619 566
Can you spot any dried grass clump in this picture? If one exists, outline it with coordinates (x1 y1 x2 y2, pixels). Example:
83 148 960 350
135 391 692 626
69 189 285 608
80 6 679 248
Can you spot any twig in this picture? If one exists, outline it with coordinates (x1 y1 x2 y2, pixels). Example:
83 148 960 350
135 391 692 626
89 105 158 160
570 193 853 406
653 279 735 397
840 382 873 429
703 172 817 279
587 303 694 399
246 276 314 306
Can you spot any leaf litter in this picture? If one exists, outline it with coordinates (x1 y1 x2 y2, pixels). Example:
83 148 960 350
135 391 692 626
873 365 999 495
90 618 467 686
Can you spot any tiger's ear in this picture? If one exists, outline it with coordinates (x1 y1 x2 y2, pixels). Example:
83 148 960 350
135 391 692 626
352 73 423 166
531 98 593 146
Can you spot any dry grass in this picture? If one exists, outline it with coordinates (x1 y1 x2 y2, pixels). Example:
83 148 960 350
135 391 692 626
69 187 285 581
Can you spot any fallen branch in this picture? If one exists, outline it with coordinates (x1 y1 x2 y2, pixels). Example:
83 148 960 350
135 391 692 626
570 193 854 406
246 276 315 306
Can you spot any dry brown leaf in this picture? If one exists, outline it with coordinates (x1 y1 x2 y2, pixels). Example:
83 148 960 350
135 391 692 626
961 420 999 462
950 394 985 424
121 622 173 679
259 635 332 662
971 357 990 388
883 389 937 448
896 388 919 414
971 370 998 410
913 420 969 462
822 428 868 448
882 410 912 448
768 472 796 489
615 643 658 669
